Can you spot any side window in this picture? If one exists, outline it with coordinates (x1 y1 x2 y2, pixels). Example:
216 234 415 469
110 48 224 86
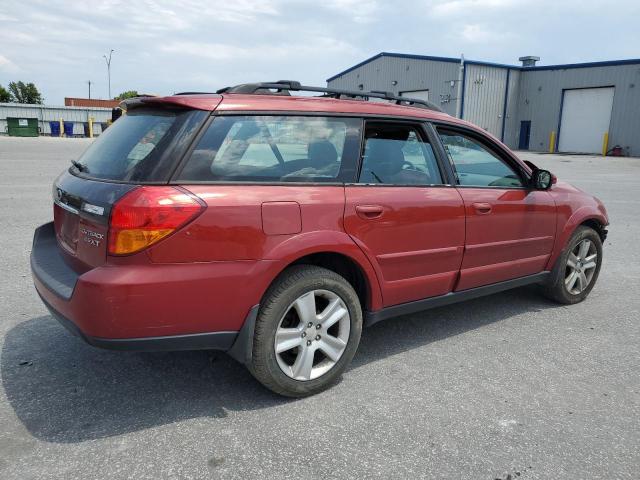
438 130 523 187
177 116 360 182
358 123 443 185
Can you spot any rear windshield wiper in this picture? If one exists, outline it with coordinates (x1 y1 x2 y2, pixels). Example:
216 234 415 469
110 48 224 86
71 160 88 172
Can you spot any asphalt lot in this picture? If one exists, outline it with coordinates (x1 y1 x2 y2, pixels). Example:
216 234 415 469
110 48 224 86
0 136 638 479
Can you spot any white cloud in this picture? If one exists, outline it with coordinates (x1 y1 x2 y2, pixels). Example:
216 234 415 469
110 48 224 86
430 0 519 17
0 13 18 22
160 36 358 62
322 0 380 23
160 42 250 60
0 29 38 45
461 23 511 43
281 37 360 58
0 54 20 73
78 0 281 26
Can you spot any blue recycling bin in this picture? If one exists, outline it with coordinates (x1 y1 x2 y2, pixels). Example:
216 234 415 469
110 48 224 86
63 121 74 137
49 121 61 137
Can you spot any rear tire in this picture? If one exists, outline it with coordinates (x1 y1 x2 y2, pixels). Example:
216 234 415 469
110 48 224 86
249 265 363 397
542 226 603 304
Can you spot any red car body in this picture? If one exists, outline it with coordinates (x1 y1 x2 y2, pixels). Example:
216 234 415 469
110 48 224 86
31 90 609 359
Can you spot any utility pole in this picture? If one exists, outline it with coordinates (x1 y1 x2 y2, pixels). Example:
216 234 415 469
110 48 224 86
87 80 92 99
103 49 114 99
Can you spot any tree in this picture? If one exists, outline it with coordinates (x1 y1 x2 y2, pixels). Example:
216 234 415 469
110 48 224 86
114 90 139 100
0 85 11 103
8 81 43 104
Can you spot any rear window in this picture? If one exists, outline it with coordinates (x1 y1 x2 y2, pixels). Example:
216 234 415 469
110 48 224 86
71 108 207 182
176 116 361 182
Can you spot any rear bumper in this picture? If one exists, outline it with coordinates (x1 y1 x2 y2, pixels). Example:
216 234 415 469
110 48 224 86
30 222 78 300
37 290 238 352
30 222 271 352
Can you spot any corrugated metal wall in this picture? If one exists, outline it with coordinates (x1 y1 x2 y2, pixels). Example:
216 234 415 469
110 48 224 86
514 64 640 156
462 64 508 138
503 69 521 147
0 103 112 135
328 55 462 117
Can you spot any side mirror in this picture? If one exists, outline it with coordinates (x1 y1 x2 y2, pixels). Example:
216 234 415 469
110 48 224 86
531 169 555 190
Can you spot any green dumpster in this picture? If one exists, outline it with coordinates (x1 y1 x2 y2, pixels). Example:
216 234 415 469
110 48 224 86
6 117 39 137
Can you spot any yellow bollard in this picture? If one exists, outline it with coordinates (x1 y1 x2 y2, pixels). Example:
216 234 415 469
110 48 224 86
601 132 609 156
549 131 556 153
88 117 94 139
59 118 63 138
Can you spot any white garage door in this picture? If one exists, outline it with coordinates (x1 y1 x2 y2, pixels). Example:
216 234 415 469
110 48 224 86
400 90 429 102
558 87 614 154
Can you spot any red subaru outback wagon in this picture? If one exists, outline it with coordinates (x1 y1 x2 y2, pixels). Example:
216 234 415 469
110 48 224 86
31 81 608 397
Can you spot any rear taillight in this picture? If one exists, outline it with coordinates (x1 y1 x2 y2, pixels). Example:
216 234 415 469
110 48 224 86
108 186 204 255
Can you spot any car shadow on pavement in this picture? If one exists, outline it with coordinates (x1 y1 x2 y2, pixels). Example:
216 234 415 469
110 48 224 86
352 285 556 369
2 285 560 443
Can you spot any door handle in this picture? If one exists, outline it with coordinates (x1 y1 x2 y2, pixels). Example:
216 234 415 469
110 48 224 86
355 205 384 219
472 202 492 215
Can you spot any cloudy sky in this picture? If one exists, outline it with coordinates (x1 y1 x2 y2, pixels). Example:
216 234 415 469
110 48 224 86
1 0 638 104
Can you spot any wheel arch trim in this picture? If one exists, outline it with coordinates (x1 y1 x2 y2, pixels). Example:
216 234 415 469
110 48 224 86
261 231 384 311
546 207 608 270
229 232 384 365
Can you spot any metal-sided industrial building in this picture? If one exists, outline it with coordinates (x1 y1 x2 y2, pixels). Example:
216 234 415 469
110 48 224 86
0 103 112 136
327 52 640 156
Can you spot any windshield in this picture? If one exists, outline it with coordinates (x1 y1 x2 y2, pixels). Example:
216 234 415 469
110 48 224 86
72 108 207 182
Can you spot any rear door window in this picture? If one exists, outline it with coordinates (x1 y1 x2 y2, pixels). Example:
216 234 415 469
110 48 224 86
359 123 443 185
177 116 361 182
72 108 207 182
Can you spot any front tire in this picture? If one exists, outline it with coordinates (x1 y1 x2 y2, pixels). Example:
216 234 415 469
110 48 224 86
542 226 603 304
250 265 363 397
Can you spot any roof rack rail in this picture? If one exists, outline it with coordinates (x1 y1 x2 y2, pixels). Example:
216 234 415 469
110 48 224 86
216 80 443 112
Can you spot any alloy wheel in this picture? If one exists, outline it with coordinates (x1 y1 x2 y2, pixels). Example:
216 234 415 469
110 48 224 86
564 239 598 295
274 289 350 381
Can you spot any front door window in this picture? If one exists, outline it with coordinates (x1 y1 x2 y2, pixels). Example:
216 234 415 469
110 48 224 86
439 131 523 188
